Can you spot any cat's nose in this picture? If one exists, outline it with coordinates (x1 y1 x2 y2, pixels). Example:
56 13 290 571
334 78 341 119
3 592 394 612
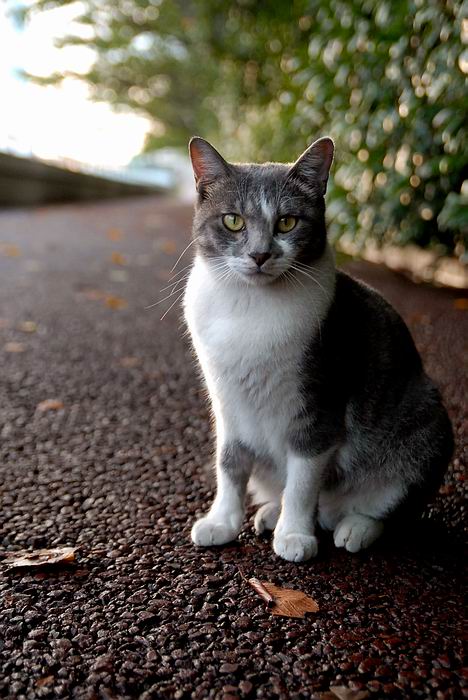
249 252 271 268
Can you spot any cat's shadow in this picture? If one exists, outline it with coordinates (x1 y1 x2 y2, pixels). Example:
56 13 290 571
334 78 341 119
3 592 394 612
316 517 465 563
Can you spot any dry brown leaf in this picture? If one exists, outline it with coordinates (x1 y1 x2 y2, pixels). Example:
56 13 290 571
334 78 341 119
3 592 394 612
37 399 64 412
0 243 21 257
249 579 319 618
106 227 123 241
4 341 25 353
119 356 141 368
18 321 38 333
160 240 177 255
247 578 275 607
35 676 55 688
327 687 370 700
2 547 76 568
110 251 127 265
454 298 468 310
105 294 128 310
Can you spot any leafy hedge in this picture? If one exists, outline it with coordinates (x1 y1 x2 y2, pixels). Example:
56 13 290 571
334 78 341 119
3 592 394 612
24 0 468 257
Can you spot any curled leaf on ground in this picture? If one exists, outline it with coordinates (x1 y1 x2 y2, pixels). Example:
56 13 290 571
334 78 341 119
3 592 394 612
247 578 319 618
119 356 141 367
320 687 370 700
18 321 37 333
37 399 64 412
0 243 21 257
105 295 128 310
4 342 25 353
1 547 76 568
106 227 123 241
110 252 127 265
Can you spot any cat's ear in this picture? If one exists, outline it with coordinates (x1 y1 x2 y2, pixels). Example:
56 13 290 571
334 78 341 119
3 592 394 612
289 137 334 195
189 137 230 192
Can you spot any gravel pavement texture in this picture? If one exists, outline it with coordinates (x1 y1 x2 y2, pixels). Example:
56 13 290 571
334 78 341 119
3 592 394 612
0 196 466 699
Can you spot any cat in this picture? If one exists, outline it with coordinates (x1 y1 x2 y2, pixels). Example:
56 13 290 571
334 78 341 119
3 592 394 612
183 135 453 562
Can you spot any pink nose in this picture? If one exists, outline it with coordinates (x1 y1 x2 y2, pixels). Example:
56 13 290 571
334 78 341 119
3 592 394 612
249 252 271 268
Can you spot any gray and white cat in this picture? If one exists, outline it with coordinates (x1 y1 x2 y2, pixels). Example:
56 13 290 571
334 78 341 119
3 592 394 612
183 136 453 562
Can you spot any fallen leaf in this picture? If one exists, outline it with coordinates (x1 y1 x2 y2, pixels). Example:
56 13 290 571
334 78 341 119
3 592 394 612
1 547 76 568
110 251 127 265
18 321 37 333
408 313 430 325
248 578 319 618
454 298 468 310
37 399 64 412
35 676 55 688
247 577 275 607
105 294 128 310
0 243 21 257
106 227 123 241
160 239 177 255
119 356 141 368
4 341 25 353
327 687 369 700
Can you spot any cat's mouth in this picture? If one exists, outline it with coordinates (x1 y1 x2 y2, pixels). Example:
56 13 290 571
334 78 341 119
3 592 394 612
234 268 279 285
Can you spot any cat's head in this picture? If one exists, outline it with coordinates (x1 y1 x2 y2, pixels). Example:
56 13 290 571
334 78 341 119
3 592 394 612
189 136 334 286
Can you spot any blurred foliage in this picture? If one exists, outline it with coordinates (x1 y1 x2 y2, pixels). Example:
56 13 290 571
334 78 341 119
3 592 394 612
22 0 468 257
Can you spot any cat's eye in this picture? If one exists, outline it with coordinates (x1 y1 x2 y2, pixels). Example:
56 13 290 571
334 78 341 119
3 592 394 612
276 216 298 233
222 214 245 232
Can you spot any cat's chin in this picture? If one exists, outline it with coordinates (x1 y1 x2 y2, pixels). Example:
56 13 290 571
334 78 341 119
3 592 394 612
232 269 279 286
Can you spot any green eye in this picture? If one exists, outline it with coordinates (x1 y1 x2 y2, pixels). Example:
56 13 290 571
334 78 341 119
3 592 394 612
277 216 298 233
222 214 245 232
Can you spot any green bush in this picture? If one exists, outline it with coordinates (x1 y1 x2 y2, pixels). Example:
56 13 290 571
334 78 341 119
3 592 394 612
24 0 468 257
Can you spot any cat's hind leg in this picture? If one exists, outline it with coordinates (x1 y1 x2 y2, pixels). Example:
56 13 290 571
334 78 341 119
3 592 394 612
333 514 384 553
254 502 281 534
320 479 405 553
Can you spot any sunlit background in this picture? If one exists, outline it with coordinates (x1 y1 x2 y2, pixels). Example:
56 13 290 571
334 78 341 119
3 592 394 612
1 0 467 274
1 0 151 168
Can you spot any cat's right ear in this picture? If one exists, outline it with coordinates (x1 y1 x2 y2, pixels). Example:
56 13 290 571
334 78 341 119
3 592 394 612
189 137 230 193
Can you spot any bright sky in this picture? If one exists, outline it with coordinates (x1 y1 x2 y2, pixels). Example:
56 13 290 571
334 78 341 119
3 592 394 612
0 1 151 168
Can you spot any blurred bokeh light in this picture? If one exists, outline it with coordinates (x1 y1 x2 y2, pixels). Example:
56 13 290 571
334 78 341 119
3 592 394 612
4 0 467 262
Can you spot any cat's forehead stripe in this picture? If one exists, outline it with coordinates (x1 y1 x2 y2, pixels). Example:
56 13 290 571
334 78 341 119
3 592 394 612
259 192 275 220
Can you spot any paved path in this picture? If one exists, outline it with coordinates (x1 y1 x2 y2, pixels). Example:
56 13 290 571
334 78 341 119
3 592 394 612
0 196 466 699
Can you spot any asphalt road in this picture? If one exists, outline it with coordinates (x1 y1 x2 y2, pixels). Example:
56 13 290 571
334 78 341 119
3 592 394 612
0 196 466 699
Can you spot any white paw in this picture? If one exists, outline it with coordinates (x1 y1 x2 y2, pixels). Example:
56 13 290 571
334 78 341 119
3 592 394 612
273 532 318 562
334 514 384 553
254 502 280 534
191 516 239 547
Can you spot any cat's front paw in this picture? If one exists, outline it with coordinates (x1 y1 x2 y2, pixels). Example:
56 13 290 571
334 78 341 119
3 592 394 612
273 532 318 562
191 516 239 547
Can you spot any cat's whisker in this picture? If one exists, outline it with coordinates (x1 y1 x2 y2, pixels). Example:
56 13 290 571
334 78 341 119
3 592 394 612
159 276 190 296
170 237 199 274
160 290 186 321
293 260 325 275
290 264 332 301
146 280 190 309
159 264 193 292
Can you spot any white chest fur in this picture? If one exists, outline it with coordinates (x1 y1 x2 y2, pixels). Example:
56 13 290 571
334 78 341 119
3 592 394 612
184 251 335 462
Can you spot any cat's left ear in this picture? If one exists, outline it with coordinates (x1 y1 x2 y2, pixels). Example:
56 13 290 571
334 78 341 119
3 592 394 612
290 137 334 195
